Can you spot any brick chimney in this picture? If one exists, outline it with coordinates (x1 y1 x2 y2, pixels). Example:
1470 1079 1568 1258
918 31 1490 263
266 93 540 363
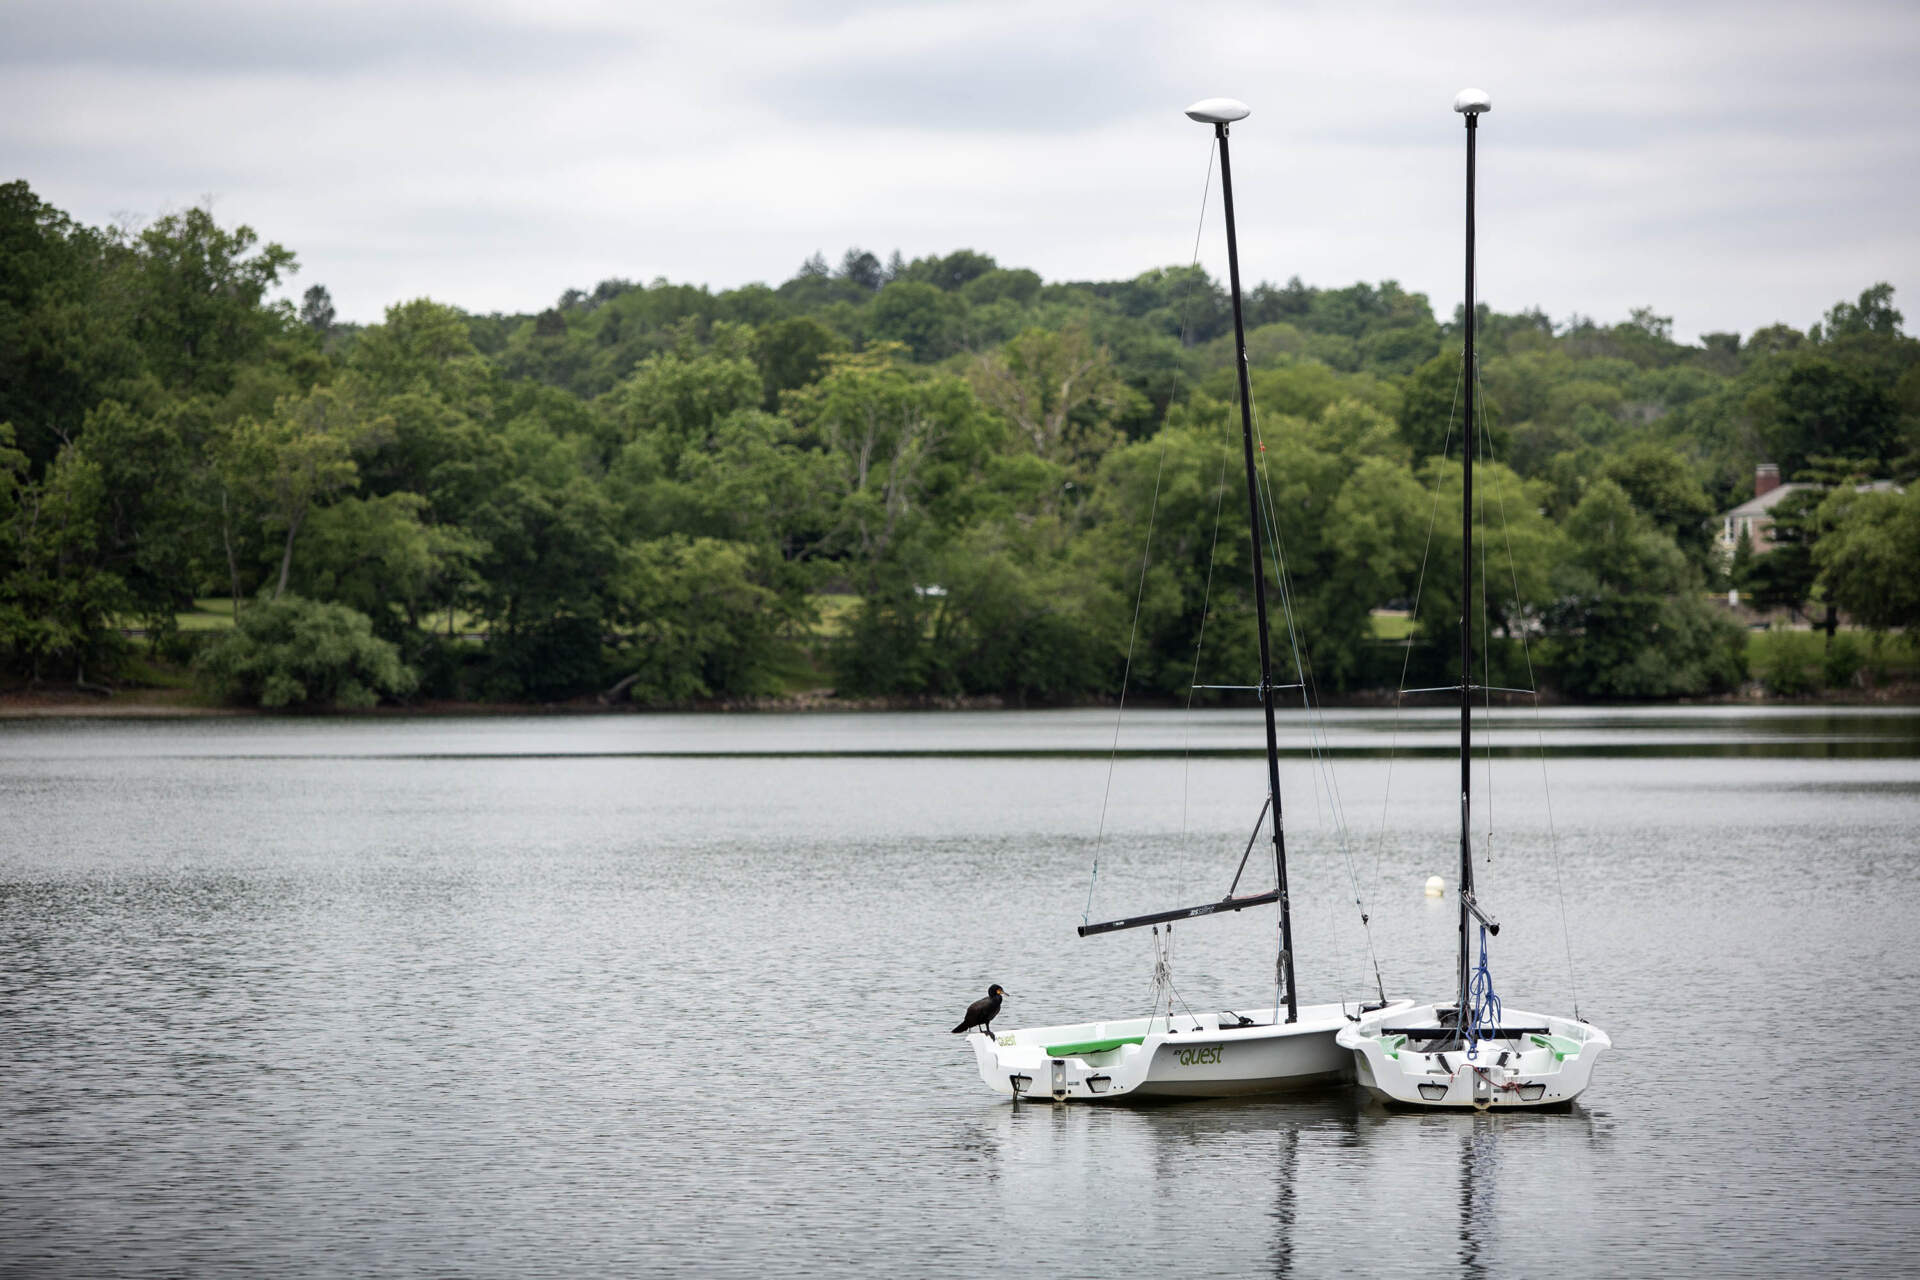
1755 463 1781 497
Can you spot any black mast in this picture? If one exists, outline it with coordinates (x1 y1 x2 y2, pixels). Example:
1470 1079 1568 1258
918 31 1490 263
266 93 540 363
1075 103 1295 1022
1214 109 1297 1024
1455 90 1489 1025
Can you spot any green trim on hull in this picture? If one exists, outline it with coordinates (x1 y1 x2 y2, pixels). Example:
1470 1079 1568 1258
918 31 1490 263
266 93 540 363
1043 1036 1146 1057
1530 1033 1582 1061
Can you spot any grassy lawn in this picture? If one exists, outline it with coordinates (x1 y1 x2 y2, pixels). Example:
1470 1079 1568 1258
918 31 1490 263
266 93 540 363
178 597 239 631
174 592 856 697
1368 610 1416 640
763 594 860 693
1746 626 1918 694
175 593 859 640
810 592 861 638
176 598 497 636
117 655 202 691
91 593 1920 706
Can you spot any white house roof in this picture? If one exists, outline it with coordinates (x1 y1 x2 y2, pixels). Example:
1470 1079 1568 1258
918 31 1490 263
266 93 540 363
1723 484 1812 520
1721 480 1898 520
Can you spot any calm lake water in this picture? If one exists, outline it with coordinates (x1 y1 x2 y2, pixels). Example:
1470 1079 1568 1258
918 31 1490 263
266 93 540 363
2 707 1917 1276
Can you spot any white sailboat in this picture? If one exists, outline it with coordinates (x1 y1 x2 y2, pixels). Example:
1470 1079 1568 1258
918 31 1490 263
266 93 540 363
1337 89 1610 1110
967 97 1408 1104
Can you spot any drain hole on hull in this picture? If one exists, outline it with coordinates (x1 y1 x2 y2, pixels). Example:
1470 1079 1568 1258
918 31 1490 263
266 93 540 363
1418 1083 1450 1101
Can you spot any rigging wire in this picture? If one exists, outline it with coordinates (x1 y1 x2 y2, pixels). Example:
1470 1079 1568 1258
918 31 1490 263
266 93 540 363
1475 351 1497 870
1149 926 1173 1029
1246 402 1387 1003
1139 129 1378 1011
1258 446 1370 998
1181 137 1227 836
1147 924 1201 1032
1369 360 1464 902
1085 139 1217 932
1087 446 1165 928
1475 368 1583 1019
1466 357 1503 1057
1180 448 1235 840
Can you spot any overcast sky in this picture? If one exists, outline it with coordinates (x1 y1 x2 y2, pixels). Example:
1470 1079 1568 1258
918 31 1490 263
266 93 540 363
8 0 1917 342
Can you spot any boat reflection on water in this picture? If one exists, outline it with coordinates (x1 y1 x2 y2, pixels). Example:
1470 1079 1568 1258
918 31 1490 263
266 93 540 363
968 1097 1604 1277
1358 1107 1605 1278
1269 1121 1301 1278
1459 1116 1496 1279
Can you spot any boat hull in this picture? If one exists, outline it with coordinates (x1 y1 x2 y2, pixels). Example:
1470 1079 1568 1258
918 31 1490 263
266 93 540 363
969 1001 1411 1103
1336 1003 1608 1110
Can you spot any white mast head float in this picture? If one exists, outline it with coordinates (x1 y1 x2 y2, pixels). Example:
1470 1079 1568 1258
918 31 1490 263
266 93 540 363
1453 88 1492 115
1184 98 1250 124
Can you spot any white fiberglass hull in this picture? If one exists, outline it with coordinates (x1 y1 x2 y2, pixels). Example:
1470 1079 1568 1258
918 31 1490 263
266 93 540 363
969 1000 1412 1103
1337 1003 1608 1110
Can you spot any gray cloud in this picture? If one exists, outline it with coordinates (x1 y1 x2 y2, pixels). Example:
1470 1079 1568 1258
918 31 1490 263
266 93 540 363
4 0 1915 341
755 26 1179 132
0 0 638 72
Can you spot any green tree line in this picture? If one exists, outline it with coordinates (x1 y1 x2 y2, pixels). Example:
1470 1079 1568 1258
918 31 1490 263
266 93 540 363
3 181 1917 708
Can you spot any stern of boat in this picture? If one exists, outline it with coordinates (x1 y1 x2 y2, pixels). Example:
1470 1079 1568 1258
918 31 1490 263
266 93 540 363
1337 1004 1609 1110
969 1016 1167 1101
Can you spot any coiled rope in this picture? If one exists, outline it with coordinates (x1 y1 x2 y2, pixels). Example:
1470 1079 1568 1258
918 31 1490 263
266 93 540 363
1463 924 1501 1060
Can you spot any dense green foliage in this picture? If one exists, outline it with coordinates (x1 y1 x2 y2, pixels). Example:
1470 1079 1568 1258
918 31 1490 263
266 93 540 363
196 595 416 709
3 180 1915 707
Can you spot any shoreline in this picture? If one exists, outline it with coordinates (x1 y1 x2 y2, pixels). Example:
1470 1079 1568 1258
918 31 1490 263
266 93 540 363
4 682 1918 719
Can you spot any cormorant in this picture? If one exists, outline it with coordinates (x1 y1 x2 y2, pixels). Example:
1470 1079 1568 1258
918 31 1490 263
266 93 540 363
951 984 1008 1038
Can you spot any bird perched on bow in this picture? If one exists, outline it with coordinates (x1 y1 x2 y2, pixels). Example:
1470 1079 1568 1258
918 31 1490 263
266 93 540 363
951 984 1008 1038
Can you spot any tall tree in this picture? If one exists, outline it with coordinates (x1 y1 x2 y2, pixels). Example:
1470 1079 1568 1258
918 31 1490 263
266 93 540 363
1749 353 1900 473
1602 442 1717 565
966 327 1138 469
300 285 336 335
131 205 296 396
784 351 996 582
1814 485 1920 635
1548 479 1744 697
0 441 132 687
0 182 142 473
219 386 363 602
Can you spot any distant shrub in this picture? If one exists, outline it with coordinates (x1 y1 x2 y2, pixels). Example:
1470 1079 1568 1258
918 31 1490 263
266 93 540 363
480 614 606 703
1823 631 1865 688
1859 631 1920 684
154 626 213 666
1548 594 1748 700
195 595 418 710
1750 630 1824 696
407 634 485 701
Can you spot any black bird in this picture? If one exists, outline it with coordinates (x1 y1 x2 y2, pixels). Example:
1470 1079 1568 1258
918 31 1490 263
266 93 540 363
952 984 1008 1038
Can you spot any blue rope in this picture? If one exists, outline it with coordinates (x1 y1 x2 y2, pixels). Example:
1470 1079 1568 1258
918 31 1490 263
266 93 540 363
1463 924 1501 1061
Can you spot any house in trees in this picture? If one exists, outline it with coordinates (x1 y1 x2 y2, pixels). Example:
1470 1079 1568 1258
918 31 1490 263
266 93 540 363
1716 463 1898 559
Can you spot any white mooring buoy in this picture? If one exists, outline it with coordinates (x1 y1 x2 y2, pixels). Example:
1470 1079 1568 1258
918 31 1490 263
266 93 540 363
1425 875 1445 897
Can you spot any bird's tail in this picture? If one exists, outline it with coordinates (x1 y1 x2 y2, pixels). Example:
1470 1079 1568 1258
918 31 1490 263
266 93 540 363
951 1022 968 1034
